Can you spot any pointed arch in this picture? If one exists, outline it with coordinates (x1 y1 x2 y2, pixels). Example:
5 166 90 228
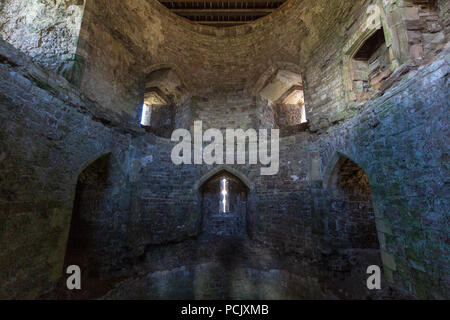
145 63 192 93
195 165 254 191
198 166 252 238
320 151 397 283
73 151 112 186
64 152 114 288
322 151 373 191
251 61 303 97
322 151 349 190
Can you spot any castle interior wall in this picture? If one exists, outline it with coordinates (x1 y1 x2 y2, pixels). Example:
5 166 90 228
0 0 448 300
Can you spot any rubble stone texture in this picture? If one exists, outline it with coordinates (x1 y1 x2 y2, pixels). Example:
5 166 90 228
0 0 448 300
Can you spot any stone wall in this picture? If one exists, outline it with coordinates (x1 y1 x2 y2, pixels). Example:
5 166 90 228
275 103 304 128
314 50 449 299
192 94 260 130
74 0 145 120
439 0 450 33
147 104 175 138
69 0 310 129
0 0 85 79
0 0 448 300
302 0 447 133
384 0 447 63
0 38 135 299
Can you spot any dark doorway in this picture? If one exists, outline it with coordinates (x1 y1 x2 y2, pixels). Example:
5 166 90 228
60 154 113 299
322 156 385 299
327 157 380 249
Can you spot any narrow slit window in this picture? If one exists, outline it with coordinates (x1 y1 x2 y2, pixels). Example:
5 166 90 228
220 177 229 213
140 103 152 126
300 104 307 124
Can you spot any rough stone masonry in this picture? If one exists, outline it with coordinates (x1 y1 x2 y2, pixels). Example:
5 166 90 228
0 0 448 300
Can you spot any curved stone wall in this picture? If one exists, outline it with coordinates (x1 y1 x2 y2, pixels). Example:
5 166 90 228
0 0 85 74
0 0 448 300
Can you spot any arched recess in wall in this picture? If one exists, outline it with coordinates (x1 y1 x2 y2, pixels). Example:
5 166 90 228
253 62 309 135
196 166 255 239
251 61 303 95
326 156 380 248
140 64 191 137
342 3 398 104
60 152 127 299
195 165 254 191
145 63 192 93
322 152 396 286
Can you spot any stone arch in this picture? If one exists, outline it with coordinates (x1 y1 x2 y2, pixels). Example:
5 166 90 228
145 66 189 103
322 151 352 191
251 61 303 97
141 64 192 137
66 153 115 258
62 153 112 298
324 154 379 246
145 63 192 93
60 152 128 298
321 151 397 284
196 166 256 238
252 62 308 135
72 151 112 187
198 168 251 238
195 165 254 191
341 2 397 103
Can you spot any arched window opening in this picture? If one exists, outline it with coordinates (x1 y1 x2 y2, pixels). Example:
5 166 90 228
220 177 230 213
275 85 309 136
200 171 248 238
256 67 309 135
141 65 190 138
280 87 308 124
140 91 167 128
140 103 152 126
350 28 391 101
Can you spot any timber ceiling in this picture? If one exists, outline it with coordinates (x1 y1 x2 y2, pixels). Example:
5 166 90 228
158 0 288 27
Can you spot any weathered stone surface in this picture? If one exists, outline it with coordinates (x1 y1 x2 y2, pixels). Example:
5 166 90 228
0 0 448 300
0 0 85 76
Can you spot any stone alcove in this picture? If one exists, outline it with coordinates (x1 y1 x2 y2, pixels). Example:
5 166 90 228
59 152 129 299
326 156 380 250
199 170 250 238
319 153 401 298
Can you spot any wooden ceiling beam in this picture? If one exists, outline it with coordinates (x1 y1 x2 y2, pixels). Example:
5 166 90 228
158 0 287 27
197 21 252 25
160 0 283 3
172 9 275 15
